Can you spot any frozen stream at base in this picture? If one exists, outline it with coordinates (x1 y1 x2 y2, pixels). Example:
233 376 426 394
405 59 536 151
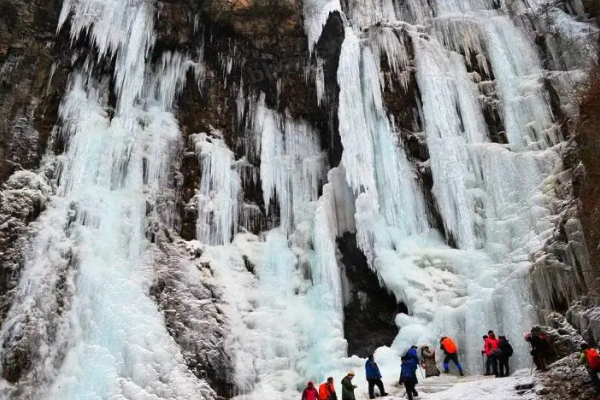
0 0 596 399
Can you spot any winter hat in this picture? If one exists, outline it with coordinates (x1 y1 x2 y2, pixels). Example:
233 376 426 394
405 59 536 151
348 371 355 376
581 343 590 350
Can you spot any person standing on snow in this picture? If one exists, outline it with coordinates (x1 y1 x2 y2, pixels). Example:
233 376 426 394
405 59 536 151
406 345 419 363
399 355 419 400
365 355 389 399
319 377 338 400
421 344 440 377
525 328 551 371
484 330 500 377
579 343 600 395
341 371 357 400
481 335 489 375
302 381 319 400
440 336 464 376
497 335 513 377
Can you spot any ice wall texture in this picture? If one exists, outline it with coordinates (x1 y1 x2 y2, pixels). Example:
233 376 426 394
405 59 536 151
0 0 597 400
0 0 214 399
202 0 596 397
329 0 597 376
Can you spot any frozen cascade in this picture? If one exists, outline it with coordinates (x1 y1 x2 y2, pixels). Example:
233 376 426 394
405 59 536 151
193 133 241 246
0 0 598 399
325 0 596 378
303 0 342 54
206 1 596 397
0 0 212 399
250 96 327 234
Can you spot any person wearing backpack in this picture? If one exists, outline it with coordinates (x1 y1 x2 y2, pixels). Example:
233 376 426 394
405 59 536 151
579 343 600 394
440 336 464 376
498 336 513 377
525 328 550 371
319 377 338 400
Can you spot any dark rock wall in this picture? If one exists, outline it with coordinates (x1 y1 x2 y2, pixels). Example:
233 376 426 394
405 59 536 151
0 0 69 183
338 233 399 357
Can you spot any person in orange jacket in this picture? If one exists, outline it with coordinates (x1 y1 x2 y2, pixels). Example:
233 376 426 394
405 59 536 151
440 336 464 376
318 377 338 400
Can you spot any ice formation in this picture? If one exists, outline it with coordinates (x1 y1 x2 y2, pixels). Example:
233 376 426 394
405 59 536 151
0 0 597 400
0 0 212 399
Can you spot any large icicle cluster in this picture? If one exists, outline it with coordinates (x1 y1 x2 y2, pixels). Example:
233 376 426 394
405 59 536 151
175 0 597 397
0 0 214 399
193 132 241 246
323 0 597 377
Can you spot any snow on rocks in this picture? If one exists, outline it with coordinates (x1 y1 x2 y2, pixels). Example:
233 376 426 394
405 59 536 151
533 354 597 400
147 235 228 399
0 168 53 321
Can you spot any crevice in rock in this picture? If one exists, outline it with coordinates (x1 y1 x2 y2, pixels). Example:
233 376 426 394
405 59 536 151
337 232 399 358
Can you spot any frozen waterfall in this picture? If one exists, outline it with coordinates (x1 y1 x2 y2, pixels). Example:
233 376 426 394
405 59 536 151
0 0 211 399
0 0 597 399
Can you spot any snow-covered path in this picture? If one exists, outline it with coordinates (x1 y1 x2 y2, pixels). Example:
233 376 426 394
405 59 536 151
361 371 537 400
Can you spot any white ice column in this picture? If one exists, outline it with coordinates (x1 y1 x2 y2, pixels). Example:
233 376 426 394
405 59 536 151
412 34 481 250
482 16 557 149
194 133 241 246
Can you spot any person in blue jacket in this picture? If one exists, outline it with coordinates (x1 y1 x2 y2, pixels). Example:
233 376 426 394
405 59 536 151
399 355 419 400
406 345 419 363
365 354 388 399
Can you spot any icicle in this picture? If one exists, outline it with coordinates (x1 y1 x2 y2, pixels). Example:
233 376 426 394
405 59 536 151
337 28 378 195
481 16 557 149
303 0 342 54
252 97 327 234
193 132 241 246
412 34 480 250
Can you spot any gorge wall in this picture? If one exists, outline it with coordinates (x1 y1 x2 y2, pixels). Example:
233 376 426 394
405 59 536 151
0 0 600 399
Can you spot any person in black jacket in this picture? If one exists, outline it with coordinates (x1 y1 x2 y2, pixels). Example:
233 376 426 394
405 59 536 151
497 336 513 377
525 328 551 371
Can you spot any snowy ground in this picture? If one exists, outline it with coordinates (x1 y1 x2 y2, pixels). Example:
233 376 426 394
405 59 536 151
349 370 537 400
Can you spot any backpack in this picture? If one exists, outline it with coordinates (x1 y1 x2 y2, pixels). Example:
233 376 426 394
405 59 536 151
504 343 514 357
443 337 458 354
587 349 600 372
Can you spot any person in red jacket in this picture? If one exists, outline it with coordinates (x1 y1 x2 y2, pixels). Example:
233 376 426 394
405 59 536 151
483 330 500 377
302 381 318 400
318 377 338 400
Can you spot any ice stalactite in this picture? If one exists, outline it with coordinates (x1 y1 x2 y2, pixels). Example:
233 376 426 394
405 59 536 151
251 96 327 234
303 0 342 54
337 28 378 196
193 132 241 246
1 0 597 398
482 17 558 150
412 35 482 250
0 0 213 399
